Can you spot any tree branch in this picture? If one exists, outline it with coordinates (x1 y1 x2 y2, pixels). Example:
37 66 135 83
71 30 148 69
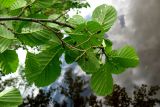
0 17 74 29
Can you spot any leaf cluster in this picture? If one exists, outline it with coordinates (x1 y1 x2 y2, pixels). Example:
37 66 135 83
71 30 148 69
0 1 140 106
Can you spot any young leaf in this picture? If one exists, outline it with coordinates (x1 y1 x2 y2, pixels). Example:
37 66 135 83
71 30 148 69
0 87 22 107
68 15 86 26
110 46 139 68
0 50 19 74
25 45 63 86
91 65 113 96
92 4 117 32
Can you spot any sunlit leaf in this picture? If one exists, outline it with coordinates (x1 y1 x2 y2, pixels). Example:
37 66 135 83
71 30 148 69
0 88 22 107
78 52 100 74
17 23 54 46
91 65 113 96
0 37 13 53
0 0 16 8
71 21 104 49
104 38 112 54
92 4 117 32
110 46 139 67
10 0 27 10
68 15 86 26
25 45 63 86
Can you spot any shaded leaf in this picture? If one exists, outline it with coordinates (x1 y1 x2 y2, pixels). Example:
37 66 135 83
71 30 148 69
0 50 19 74
104 62 125 74
65 49 80 64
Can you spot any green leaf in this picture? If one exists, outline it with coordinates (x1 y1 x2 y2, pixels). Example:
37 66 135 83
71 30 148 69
25 45 63 86
78 52 100 74
33 0 53 8
0 37 13 53
71 21 104 49
65 49 80 64
10 0 27 10
0 87 22 107
17 30 54 46
110 46 139 68
0 24 15 39
65 48 100 74
0 0 16 8
104 62 125 74
68 15 86 26
0 50 19 74
91 65 113 96
17 24 54 46
104 38 112 54
47 14 65 28
92 4 117 32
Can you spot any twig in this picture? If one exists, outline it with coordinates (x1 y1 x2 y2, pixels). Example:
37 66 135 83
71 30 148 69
75 47 91 61
64 41 85 52
0 17 74 29
75 51 86 61
54 10 69 21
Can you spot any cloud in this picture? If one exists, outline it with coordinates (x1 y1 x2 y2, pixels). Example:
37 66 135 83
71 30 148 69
108 0 160 91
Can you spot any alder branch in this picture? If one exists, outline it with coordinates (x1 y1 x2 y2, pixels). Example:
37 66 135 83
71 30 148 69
0 17 74 29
